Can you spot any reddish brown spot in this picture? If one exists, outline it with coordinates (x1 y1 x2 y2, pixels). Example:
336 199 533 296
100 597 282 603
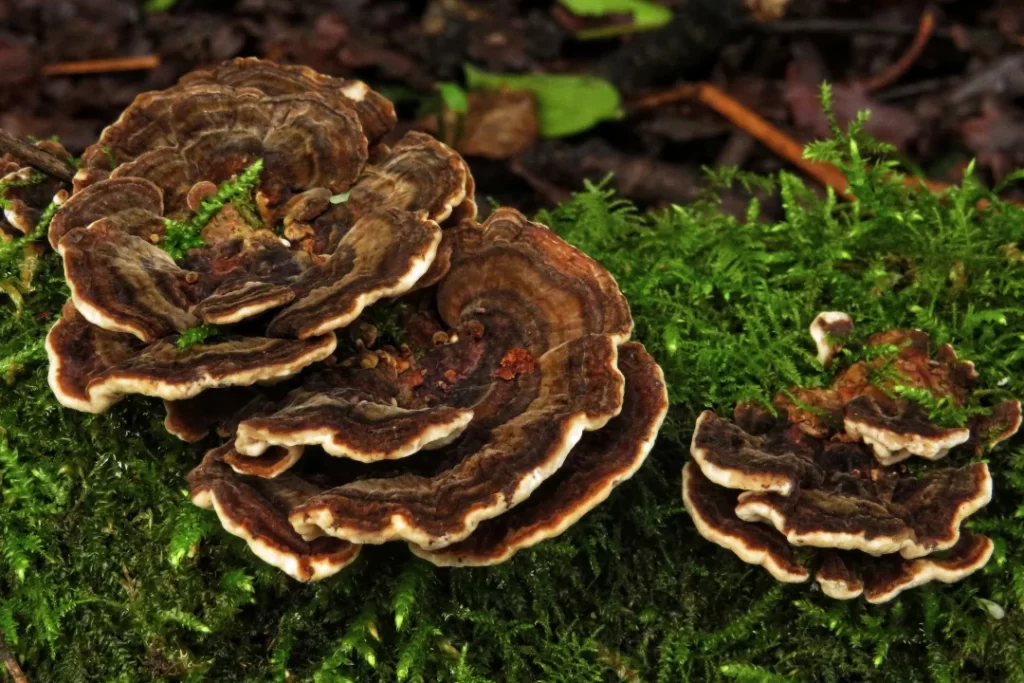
399 369 425 388
494 347 536 381
466 320 485 339
444 369 458 384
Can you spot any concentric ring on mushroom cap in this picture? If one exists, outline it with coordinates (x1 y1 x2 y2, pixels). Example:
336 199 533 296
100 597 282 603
46 301 337 414
0 167 67 237
188 442 360 582
47 176 164 249
288 333 626 549
267 208 443 339
437 207 633 354
95 85 367 211
309 132 476 256
233 387 474 462
58 222 198 342
413 342 667 566
733 461 992 559
178 57 397 144
682 462 810 583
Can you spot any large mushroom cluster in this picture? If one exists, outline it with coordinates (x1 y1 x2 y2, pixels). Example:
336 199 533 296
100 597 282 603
43 58 668 581
683 312 1021 603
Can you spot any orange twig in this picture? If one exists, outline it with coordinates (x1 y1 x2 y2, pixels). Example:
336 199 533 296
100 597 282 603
629 82 1024 207
0 629 28 683
631 82 851 196
41 55 160 77
860 8 936 92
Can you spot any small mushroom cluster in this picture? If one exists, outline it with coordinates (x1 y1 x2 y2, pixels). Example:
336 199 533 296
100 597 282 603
44 59 668 581
1 140 71 239
683 313 1021 603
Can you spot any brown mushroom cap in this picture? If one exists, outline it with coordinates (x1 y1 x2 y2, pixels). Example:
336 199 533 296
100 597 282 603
0 168 66 237
48 176 166 249
733 461 992 559
287 333 625 548
689 410 822 496
682 462 810 583
437 208 633 355
81 79 369 208
58 222 198 342
46 301 337 413
682 312 1016 601
178 57 397 144
266 208 443 339
413 341 667 566
233 386 474 462
188 443 359 581
309 132 476 256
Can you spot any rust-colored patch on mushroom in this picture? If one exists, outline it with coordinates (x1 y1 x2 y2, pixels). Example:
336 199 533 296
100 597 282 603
494 347 536 380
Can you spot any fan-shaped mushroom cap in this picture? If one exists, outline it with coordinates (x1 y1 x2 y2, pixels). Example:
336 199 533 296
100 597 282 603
267 208 443 339
0 168 66 237
843 395 972 465
81 76 369 209
682 462 810 583
48 176 165 249
734 461 992 559
288 333 625 548
309 132 476 255
233 386 474 462
690 410 822 496
859 533 993 603
437 208 633 355
179 57 397 144
46 301 336 413
46 301 143 413
413 342 667 566
58 223 198 342
188 443 359 581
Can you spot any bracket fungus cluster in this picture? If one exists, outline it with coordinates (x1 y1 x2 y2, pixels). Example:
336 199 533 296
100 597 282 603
683 312 1021 603
44 58 668 581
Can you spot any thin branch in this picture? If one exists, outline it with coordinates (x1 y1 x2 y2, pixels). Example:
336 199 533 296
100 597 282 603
0 129 75 182
628 82 1023 207
0 630 28 683
630 83 850 196
41 55 160 77
860 8 936 92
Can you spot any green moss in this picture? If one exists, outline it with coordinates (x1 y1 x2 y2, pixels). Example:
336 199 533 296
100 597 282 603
175 325 225 351
3 115 1024 682
162 160 264 260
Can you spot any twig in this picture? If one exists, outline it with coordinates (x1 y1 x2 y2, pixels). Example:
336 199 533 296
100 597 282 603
0 129 75 182
860 8 936 92
41 55 160 77
0 629 28 683
632 83 851 195
744 18 930 37
628 83 1024 207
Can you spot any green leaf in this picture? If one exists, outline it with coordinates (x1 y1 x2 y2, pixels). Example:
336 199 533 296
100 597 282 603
464 64 622 138
144 0 177 12
559 0 673 39
437 82 469 115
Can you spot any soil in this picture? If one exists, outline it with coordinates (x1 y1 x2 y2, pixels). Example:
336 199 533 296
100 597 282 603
1 0 1022 212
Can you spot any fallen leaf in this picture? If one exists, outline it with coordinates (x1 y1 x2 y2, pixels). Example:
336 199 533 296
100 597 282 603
464 64 622 137
556 0 673 38
457 89 539 159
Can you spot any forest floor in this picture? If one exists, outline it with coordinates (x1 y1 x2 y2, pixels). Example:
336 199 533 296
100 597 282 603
2 1 1024 682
